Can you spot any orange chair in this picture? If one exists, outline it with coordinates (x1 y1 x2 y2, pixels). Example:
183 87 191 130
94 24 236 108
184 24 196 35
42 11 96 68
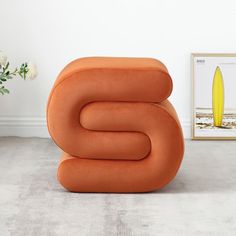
47 57 184 192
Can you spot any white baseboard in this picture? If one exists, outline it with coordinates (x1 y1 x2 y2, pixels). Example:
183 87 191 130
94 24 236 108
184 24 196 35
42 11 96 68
0 117 49 138
0 116 191 139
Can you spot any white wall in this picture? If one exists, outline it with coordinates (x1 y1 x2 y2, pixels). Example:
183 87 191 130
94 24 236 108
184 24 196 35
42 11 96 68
1 0 236 138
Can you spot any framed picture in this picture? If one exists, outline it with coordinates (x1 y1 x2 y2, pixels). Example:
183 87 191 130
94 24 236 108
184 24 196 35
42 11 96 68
192 53 236 139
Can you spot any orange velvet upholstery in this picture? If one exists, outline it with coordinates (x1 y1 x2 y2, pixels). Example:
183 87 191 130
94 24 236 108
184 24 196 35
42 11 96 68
47 57 184 192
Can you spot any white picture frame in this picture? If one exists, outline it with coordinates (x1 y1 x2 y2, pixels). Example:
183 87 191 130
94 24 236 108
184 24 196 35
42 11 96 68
192 53 236 140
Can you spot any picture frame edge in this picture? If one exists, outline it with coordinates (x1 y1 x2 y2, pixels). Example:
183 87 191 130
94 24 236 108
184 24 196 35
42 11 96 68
191 52 236 140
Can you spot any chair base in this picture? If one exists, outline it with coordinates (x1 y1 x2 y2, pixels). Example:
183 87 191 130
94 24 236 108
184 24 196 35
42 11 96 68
57 151 183 193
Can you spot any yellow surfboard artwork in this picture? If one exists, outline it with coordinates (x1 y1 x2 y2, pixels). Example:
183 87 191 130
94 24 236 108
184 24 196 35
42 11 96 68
212 66 224 127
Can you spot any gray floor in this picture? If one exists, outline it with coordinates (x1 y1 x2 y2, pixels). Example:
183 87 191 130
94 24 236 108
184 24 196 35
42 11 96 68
0 138 236 236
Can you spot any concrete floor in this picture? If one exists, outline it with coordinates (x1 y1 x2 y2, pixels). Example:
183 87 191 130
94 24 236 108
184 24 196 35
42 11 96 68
0 137 236 236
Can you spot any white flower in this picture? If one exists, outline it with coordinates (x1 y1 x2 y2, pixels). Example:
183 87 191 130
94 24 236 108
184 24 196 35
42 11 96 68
0 51 7 67
26 63 37 80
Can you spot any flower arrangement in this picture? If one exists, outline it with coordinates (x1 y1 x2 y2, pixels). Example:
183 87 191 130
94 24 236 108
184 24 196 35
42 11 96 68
0 51 37 95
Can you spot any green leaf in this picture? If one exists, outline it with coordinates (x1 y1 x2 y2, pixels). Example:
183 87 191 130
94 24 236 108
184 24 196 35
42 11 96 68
3 62 9 72
3 88 9 94
1 78 7 82
0 86 10 95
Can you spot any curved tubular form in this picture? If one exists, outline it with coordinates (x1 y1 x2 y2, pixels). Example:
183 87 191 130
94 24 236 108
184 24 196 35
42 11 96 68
47 57 184 192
